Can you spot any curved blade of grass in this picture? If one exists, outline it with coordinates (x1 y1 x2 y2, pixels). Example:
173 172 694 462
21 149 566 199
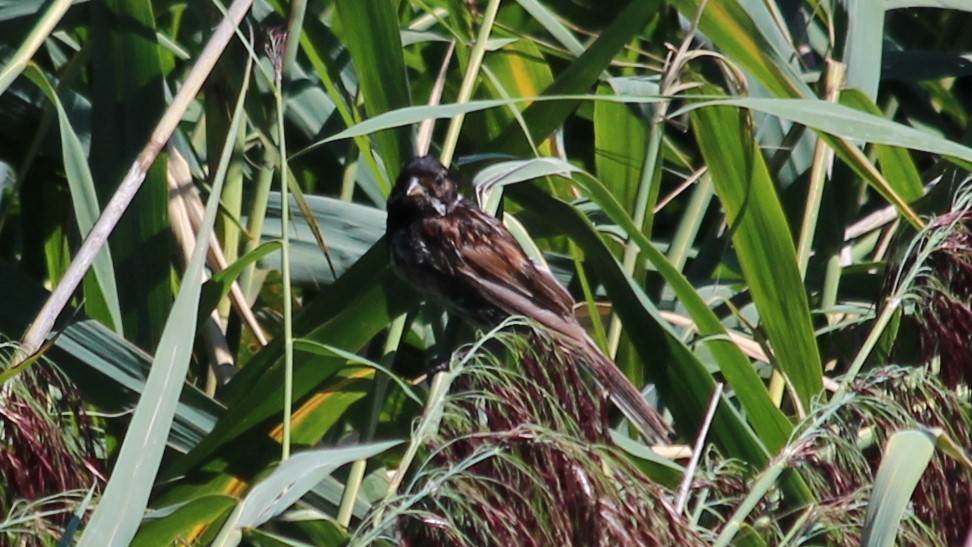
861 429 936 547
77 47 251 547
311 96 667 150
23 64 123 333
322 93 972 176
211 440 401 547
513 0 584 56
690 96 822 413
672 96 972 163
198 241 281 319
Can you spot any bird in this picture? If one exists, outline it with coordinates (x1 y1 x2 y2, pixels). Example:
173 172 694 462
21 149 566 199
385 155 670 442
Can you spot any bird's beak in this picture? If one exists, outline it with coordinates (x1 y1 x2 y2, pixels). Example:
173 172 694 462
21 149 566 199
406 176 425 197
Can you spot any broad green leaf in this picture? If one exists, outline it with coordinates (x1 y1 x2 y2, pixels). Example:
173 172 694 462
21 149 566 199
690 97 822 412
257 193 384 285
862 429 936 547
90 0 171 350
334 0 412 191
0 262 221 453
211 441 401 546
841 0 884 100
132 495 237 547
594 81 650 214
23 64 123 333
488 0 659 155
0 0 54 22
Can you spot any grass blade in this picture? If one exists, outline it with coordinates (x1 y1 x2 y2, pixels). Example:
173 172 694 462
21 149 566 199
23 65 123 333
690 96 822 413
77 47 252 547
861 430 936 547
211 441 401 546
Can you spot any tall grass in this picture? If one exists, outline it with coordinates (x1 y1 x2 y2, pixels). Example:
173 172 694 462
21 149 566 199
0 1 970 544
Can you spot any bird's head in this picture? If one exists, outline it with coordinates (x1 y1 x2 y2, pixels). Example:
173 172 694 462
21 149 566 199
390 155 460 216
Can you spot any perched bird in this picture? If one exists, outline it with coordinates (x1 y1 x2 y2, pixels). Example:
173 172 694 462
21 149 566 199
386 155 669 442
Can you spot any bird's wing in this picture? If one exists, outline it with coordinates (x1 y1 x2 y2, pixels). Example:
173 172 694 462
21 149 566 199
424 207 584 338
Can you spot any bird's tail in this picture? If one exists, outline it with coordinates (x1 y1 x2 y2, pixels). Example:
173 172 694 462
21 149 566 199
576 336 671 443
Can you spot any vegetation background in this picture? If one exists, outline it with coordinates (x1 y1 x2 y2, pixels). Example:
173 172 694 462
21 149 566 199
1 0 971 544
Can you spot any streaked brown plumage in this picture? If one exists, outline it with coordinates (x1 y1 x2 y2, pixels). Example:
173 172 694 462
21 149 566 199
386 155 669 442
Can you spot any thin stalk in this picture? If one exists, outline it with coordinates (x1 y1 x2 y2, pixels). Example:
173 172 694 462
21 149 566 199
336 314 407 526
606 120 663 356
796 60 845 276
775 60 844 406
283 0 307 74
240 157 275 301
821 253 841 319
666 174 713 271
271 39 295 461
571 242 608 349
606 0 707 357
830 298 900 404
675 383 723 514
217 120 246 324
438 0 501 167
